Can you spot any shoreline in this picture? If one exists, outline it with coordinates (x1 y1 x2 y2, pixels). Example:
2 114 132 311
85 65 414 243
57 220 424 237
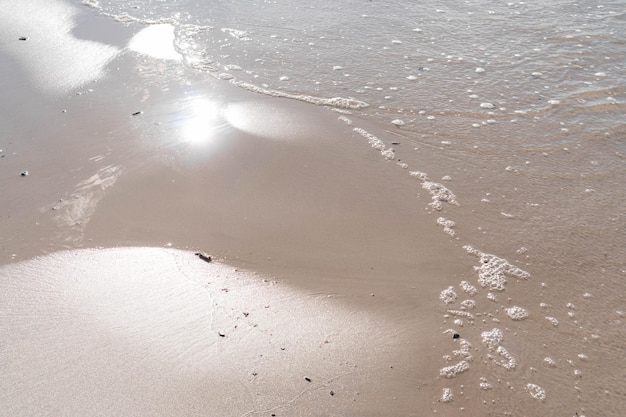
1 2 624 416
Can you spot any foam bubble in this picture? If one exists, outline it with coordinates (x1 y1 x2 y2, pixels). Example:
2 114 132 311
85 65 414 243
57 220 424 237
480 102 496 109
391 119 405 127
234 81 369 109
409 171 429 181
459 281 478 296
526 383 546 401
464 245 530 291
505 306 528 320
543 357 556 367
422 182 459 211
337 115 352 125
481 328 503 350
447 310 474 320
496 346 516 369
381 148 395 160
460 299 476 309
353 128 396 159
475 67 486 73
479 377 493 390
436 217 456 237
440 360 470 378
440 286 458 304
545 316 559 326
454 339 473 359
441 388 454 402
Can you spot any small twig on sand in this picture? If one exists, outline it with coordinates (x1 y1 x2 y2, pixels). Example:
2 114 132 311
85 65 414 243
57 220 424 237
195 252 212 263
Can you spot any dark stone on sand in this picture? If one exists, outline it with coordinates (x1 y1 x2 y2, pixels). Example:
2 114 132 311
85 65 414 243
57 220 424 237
218 331 225 337
453 333 460 339
330 390 335 396
20 171 28 177
19 36 28 41
131 111 142 116
304 377 311 382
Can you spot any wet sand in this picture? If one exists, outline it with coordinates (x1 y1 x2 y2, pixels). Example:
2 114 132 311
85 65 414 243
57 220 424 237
1 3 624 417
0 6 462 416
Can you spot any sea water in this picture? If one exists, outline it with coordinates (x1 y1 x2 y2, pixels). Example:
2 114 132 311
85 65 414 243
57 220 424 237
59 0 626 415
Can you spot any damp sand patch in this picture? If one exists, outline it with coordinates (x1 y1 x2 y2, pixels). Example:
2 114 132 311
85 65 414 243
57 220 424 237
0 247 423 416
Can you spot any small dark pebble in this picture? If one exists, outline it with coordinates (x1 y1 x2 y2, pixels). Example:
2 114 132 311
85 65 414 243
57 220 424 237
330 390 335 396
20 171 28 177
19 36 28 41
304 377 311 382
391 142 400 145
131 111 142 116
218 331 225 337
243 312 249 317
453 333 460 339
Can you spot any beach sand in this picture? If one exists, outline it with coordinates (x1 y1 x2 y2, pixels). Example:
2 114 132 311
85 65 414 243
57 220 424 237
0 6 462 416
1 2 624 417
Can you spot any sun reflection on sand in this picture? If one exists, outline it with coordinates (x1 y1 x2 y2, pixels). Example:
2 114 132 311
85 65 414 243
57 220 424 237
181 98 222 145
128 24 181 61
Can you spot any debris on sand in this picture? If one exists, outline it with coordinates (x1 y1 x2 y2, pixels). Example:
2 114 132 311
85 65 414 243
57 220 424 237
195 252 212 263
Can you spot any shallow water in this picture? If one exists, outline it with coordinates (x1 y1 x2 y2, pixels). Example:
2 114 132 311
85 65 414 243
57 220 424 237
3 0 625 415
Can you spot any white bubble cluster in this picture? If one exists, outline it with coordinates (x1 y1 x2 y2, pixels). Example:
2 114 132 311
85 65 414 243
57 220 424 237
440 286 457 304
234 80 369 109
464 245 530 291
440 360 470 378
422 182 459 210
545 316 559 326
479 377 492 390
441 388 454 402
496 345 516 369
481 328 504 350
437 217 456 236
409 170 429 181
353 128 395 160
460 299 476 309
526 383 546 401
453 339 473 360
447 309 474 320
543 357 556 367
337 115 352 125
505 305 529 320
459 281 478 296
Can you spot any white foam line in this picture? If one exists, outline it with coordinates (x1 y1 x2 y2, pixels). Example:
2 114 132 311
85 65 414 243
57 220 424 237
233 80 369 110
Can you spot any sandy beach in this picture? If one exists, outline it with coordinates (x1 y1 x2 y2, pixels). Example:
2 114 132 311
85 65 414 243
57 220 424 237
1 1 624 416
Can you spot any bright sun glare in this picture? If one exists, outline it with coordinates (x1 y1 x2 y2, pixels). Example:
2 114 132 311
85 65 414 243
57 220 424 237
182 99 220 145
